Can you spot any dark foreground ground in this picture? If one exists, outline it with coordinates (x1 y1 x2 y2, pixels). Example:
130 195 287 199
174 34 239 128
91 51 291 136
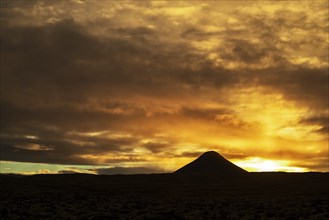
0 173 328 220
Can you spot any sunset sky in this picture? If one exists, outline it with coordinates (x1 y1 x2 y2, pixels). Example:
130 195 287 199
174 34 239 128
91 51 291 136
1 0 328 174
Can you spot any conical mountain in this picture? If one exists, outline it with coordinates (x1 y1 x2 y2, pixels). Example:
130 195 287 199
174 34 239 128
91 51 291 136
174 151 248 176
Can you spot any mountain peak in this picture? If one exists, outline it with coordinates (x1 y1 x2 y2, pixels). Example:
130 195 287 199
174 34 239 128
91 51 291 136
199 151 222 158
174 151 248 176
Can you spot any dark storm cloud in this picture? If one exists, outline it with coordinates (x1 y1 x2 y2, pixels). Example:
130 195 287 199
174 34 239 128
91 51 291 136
110 26 156 37
179 150 249 160
299 116 329 134
1 142 95 165
180 28 219 40
5 3 319 110
1 20 103 106
0 132 142 165
179 151 204 158
301 117 329 126
0 12 237 165
89 167 164 175
1 18 235 106
178 3 328 111
0 100 134 132
58 170 80 174
257 67 329 110
235 6 328 109
290 157 329 172
180 107 228 121
141 142 171 154
222 39 271 63
0 0 328 171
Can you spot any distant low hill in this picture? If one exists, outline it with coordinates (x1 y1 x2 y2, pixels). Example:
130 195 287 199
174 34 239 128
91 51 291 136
174 151 248 176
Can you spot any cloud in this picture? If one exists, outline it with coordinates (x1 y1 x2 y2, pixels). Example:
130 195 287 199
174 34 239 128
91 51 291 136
289 157 329 172
299 116 329 135
141 142 172 154
0 131 144 165
58 170 80 174
0 1 328 172
90 167 165 175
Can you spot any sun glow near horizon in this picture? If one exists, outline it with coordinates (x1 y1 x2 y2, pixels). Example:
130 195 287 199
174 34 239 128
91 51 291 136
234 158 307 173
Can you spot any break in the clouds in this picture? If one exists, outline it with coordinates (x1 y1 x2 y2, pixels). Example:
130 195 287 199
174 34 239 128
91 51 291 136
0 0 328 173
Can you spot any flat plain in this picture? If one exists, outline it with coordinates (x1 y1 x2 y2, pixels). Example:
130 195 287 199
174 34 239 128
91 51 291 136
0 172 328 220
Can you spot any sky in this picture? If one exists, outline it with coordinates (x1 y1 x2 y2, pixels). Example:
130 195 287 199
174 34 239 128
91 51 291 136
0 0 328 174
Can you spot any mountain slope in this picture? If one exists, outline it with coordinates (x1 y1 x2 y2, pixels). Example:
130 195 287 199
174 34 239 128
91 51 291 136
174 151 248 176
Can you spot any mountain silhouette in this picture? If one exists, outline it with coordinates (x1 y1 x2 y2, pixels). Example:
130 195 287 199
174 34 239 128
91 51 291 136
174 151 248 176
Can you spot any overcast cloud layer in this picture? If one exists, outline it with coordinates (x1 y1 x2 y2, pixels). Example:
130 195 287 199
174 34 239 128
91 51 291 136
1 0 328 173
